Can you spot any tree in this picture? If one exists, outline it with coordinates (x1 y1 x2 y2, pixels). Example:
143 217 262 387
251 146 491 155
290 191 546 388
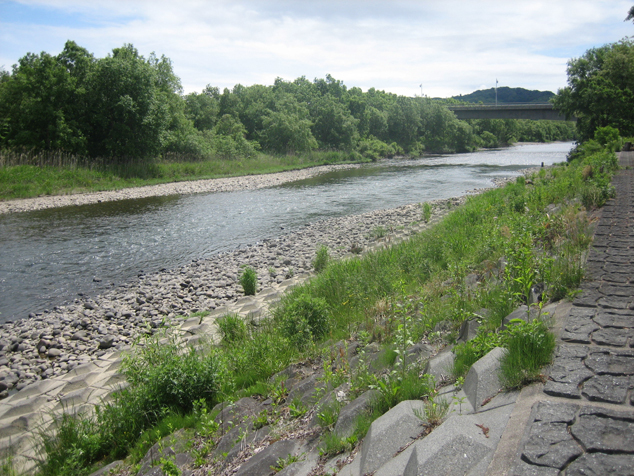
0 42 92 153
259 96 317 154
553 39 634 141
311 96 358 150
626 6 634 22
86 44 175 160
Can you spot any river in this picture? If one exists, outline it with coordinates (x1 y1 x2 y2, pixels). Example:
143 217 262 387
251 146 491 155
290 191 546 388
0 142 573 323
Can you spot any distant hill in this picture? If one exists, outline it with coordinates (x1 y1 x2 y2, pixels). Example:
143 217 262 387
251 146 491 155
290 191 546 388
451 87 555 104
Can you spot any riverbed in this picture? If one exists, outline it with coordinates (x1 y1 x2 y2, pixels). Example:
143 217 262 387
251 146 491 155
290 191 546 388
0 142 573 323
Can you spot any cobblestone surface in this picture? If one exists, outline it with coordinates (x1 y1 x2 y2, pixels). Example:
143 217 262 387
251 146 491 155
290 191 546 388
514 152 634 474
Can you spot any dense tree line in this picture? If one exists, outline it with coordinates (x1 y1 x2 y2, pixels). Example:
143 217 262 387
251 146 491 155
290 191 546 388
554 38 634 141
0 41 575 163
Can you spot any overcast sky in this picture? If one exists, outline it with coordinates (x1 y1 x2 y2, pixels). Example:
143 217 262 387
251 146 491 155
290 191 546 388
1 1 632 98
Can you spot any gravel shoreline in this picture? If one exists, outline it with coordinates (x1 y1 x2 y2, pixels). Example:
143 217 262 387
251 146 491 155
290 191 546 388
0 167 534 399
0 163 364 215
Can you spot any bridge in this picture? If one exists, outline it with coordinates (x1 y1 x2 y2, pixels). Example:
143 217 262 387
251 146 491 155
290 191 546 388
446 103 574 121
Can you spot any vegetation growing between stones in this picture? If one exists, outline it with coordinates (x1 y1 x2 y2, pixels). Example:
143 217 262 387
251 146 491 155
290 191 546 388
239 266 258 296
26 140 619 476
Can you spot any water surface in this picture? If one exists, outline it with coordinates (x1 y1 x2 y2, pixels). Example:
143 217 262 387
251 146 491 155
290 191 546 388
0 142 573 322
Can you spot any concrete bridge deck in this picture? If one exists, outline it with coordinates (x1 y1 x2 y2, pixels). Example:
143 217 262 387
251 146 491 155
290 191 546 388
447 103 574 121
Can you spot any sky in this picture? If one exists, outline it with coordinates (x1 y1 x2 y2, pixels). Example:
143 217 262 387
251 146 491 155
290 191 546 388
0 0 632 98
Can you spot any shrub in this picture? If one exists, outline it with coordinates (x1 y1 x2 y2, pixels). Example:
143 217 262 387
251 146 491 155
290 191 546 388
312 245 330 273
594 125 620 146
422 202 432 223
240 266 258 295
275 294 330 348
499 319 555 389
217 313 248 345
122 334 224 413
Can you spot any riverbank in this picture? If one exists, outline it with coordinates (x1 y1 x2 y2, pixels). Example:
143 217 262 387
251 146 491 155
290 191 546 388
0 166 528 399
0 162 364 215
0 142 569 215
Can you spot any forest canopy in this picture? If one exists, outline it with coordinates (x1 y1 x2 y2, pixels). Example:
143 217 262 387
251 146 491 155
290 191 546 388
0 41 576 163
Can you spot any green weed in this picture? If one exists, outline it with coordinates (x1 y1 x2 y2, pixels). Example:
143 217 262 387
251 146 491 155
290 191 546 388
239 266 258 296
313 245 330 273
500 319 556 389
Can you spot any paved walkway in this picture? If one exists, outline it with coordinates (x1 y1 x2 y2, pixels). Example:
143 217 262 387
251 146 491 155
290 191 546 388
510 151 634 475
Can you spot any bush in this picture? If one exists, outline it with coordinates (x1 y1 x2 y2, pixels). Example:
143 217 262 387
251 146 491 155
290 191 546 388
594 126 620 146
240 266 258 295
313 245 330 273
275 294 330 348
499 319 555 389
422 202 432 223
122 334 224 413
217 313 248 345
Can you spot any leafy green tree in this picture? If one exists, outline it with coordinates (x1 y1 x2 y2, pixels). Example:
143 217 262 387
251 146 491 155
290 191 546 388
311 96 358 150
86 44 178 160
0 41 94 153
626 6 634 22
184 90 219 131
387 97 420 150
259 96 317 154
553 39 634 140
210 114 259 159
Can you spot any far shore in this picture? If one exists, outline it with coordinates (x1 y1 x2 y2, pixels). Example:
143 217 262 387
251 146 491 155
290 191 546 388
0 142 570 215
0 163 363 215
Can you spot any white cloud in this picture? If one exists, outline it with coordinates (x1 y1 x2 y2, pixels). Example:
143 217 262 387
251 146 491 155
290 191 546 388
1 0 632 96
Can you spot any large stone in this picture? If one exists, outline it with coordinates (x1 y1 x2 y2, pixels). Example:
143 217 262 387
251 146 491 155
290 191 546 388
88 460 123 476
581 375 632 403
403 434 489 476
533 401 578 424
214 397 262 432
137 429 193 476
570 406 634 453
463 347 504 412
359 400 425 475
593 309 634 328
457 320 481 343
585 350 634 375
522 421 583 469
560 318 600 344
375 396 514 476
565 453 634 476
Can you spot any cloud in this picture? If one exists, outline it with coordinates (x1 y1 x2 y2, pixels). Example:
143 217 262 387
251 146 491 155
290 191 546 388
1 0 632 96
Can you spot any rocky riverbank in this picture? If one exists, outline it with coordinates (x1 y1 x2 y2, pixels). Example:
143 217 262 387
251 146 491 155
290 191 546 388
0 163 364 215
0 169 532 399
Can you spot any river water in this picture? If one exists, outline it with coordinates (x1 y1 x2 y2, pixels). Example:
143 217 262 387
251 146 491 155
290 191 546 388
0 142 573 323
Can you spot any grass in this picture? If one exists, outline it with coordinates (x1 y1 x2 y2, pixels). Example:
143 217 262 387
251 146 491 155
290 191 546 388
239 266 258 296
0 150 368 201
499 319 556 389
312 245 330 273
25 141 617 476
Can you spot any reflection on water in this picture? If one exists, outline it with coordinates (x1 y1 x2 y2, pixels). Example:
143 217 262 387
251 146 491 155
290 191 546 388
0 142 573 322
